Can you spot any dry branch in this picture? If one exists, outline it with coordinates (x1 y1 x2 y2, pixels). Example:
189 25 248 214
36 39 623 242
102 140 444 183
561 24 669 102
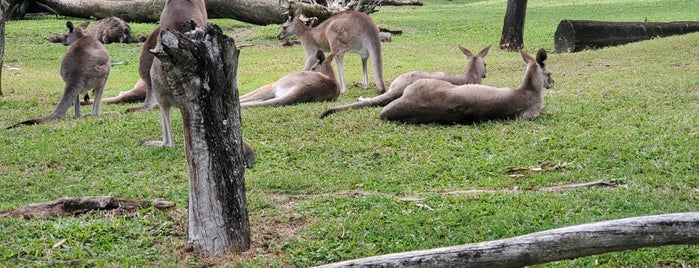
316 212 699 268
0 196 175 219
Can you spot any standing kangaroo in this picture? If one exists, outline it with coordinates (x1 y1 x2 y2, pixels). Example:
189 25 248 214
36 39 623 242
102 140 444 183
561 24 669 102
278 10 386 94
381 49 554 124
138 0 254 167
140 0 207 146
125 0 206 113
7 21 111 129
320 45 490 118
240 51 339 107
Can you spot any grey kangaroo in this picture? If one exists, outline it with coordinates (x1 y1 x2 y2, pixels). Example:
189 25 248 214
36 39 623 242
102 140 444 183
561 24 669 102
8 21 111 129
240 51 339 107
278 9 385 94
139 0 254 167
320 45 490 118
380 49 554 124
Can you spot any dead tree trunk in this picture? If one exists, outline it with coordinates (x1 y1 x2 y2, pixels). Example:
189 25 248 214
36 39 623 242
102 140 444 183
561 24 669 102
316 212 699 268
8 0 285 24
152 22 250 256
554 20 699 53
499 0 527 51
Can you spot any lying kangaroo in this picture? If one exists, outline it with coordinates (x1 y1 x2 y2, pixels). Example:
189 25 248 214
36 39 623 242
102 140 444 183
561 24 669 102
320 45 491 118
380 49 554 124
240 51 339 107
81 79 147 106
7 21 111 129
278 9 385 94
48 17 145 45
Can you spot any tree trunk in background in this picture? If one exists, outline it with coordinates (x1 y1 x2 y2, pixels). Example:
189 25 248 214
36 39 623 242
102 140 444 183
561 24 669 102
499 0 527 51
8 0 285 25
153 22 250 256
316 213 699 268
554 20 699 53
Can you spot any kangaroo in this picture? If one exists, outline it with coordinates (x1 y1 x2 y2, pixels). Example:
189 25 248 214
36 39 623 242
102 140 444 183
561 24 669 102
49 17 145 45
320 45 490 119
7 21 111 129
81 79 147 106
380 49 554 124
240 51 339 107
278 10 386 94
140 0 206 146
124 0 207 114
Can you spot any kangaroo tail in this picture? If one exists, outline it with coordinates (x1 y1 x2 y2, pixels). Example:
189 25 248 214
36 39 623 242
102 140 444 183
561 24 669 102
319 89 400 119
8 86 78 129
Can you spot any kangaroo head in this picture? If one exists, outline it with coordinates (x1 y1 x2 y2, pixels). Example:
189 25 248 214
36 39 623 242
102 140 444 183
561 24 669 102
63 21 86 46
521 48 554 90
460 45 491 80
278 10 316 40
310 50 336 77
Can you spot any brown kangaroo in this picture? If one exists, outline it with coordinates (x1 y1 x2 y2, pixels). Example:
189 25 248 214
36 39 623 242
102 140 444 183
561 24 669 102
7 21 111 129
320 45 490 119
240 51 339 108
380 49 554 124
278 10 385 94
81 79 147 106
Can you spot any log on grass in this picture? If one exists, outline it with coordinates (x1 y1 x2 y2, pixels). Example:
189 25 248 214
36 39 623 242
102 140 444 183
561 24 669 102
0 196 175 219
554 20 699 53
316 212 699 268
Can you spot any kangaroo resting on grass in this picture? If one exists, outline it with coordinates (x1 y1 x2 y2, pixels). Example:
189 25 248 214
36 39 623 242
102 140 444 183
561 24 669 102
140 0 254 167
239 51 340 107
278 10 385 94
380 49 554 124
81 79 147 106
48 17 146 45
7 21 111 129
320 45 491 118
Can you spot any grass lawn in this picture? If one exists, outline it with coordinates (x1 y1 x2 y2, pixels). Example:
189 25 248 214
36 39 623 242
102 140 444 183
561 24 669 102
1 0 698 266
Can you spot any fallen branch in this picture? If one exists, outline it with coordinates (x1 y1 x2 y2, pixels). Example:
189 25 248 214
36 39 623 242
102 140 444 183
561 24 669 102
315 212 699 268
0 196 175 219
440 180 620 196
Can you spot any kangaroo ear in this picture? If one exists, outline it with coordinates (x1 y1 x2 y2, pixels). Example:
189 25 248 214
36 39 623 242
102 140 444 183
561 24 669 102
66 21 74 31
478 45 492 58
78 21 90 29
315 50 326 62
459 45 473 58
520 49 533 64
536 48 548 66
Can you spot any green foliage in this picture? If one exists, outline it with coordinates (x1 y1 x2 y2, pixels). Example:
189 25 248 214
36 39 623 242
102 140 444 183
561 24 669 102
1 0 698 266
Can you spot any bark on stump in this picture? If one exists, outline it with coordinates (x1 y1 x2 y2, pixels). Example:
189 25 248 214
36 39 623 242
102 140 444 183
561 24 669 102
499 0 527 51
554 20 699 53
152 22 250 256
316 212 699 268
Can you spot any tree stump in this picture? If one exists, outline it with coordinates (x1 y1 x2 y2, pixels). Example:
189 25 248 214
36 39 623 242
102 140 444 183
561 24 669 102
152 22 250 256
554 20 699 53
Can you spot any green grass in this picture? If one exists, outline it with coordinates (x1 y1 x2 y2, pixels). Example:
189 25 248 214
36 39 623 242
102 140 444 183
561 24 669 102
1 0 698 266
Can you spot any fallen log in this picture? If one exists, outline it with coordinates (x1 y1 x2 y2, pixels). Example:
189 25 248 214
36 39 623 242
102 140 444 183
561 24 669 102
554 20 699 53
0 196 175 219
316 212 699 268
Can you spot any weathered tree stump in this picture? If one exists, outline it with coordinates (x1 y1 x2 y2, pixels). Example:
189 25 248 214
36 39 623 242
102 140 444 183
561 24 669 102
316 212 699 268
152 22 250 257
554 20 699 53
